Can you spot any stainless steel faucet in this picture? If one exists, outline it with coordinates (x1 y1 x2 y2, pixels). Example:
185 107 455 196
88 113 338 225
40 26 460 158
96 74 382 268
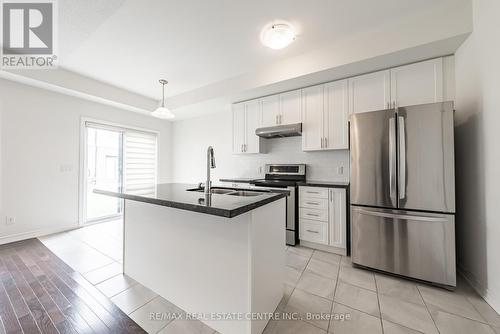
205 146 216 195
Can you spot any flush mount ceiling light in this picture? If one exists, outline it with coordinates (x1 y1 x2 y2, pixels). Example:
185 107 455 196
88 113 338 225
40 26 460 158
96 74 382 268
260 22 296 50
152 79 175 120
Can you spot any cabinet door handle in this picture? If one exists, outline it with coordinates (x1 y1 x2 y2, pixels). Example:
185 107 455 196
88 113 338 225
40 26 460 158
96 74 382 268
306 229 319 234
306 202 319 205
324 137 328 148
306 213 320 217
276 115 278 125
241 144 244 152
320 138 323 148
306 191 320 194
244 144 247 152
279 115 282 124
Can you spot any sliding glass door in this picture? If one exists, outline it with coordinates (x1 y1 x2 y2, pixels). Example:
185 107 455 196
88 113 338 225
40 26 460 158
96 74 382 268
82 121 158 224
85 126 123 222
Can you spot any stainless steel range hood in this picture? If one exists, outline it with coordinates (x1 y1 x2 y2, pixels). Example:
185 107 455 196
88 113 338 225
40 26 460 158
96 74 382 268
255 123 302 138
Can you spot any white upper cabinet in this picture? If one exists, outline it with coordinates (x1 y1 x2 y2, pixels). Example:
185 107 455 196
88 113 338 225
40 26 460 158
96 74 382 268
349 70 391 114
390 58 443 108
280 89 302 125
302 80 349 151
245 100 262 154
232 103 246 154
349 58 445 114
232 101 261 154
232 57 450 153
261 95 280 127
324 80 349 150
261 89 302 127
301 85 324 151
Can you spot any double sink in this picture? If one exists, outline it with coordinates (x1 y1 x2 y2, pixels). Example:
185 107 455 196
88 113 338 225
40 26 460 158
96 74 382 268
187 187 267 197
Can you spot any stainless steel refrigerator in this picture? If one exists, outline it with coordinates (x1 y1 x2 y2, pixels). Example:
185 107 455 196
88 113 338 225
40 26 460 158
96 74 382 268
350 101 456 287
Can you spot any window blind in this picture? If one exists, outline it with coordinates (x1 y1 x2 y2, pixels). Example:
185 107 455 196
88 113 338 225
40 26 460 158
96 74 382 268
123 131 158 196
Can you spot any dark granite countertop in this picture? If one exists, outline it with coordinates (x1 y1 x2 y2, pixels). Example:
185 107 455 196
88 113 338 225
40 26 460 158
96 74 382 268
297 180 350 188
219 177 258 183
94 183 286 218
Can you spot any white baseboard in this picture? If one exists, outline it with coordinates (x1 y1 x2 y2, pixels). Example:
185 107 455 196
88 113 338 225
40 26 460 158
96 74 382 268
0 225 77 245
458 264 500 314
299 240 347 256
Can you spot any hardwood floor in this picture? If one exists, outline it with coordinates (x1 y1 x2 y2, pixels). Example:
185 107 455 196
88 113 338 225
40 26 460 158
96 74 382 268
0 238 146 334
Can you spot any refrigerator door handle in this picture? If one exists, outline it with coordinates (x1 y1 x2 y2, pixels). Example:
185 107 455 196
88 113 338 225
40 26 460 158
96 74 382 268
389 117 397 206
398 116 406 200
355 208 449 222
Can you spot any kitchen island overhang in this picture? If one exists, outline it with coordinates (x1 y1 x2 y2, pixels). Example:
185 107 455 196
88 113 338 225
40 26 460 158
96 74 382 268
95 183 287 334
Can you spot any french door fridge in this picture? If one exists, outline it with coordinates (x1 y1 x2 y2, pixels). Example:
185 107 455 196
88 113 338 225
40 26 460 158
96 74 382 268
350 101 456 287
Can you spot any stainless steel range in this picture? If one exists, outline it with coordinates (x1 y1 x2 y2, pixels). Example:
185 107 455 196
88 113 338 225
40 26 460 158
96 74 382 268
251 164 306 245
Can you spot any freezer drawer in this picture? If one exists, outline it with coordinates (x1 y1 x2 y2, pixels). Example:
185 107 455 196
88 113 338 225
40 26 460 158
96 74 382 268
351 206 456 287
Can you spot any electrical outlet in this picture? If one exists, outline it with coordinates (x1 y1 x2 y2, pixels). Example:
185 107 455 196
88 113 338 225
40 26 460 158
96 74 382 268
5 217 15 225
337 166 344 175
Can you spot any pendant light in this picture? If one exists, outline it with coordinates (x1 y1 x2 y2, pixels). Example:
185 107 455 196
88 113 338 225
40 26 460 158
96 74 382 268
152 79 175 119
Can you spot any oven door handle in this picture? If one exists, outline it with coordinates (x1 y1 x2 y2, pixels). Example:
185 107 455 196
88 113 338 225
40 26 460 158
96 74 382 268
286 186 296 232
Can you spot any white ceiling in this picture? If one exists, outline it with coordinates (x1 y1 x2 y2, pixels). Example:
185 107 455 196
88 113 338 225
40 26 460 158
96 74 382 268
59 0 469 106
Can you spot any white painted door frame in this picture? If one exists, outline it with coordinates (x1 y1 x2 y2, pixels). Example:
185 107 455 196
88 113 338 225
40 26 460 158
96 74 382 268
78 117 160 227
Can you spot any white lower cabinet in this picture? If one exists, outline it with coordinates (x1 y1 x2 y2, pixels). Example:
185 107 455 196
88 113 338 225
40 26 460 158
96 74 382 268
299 186 347 254
328 188 347 249
299 220 329 245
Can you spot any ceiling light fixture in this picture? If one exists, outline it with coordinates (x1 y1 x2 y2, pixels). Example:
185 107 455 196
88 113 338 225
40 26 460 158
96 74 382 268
152 79 175 119
261 22 296 50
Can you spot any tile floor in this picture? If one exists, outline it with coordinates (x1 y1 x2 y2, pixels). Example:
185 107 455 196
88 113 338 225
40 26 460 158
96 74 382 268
39 221 500 334
39 220 218 333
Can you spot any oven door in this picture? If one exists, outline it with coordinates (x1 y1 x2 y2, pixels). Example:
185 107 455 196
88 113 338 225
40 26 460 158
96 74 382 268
285 186 296 245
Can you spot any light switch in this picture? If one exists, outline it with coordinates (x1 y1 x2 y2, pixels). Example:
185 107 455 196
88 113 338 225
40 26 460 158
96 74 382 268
60 164 73 172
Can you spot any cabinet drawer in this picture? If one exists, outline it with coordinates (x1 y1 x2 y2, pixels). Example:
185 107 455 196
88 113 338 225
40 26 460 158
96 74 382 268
300 219 328 245
300 187 329 199
300 208 328 222
299 197 328 210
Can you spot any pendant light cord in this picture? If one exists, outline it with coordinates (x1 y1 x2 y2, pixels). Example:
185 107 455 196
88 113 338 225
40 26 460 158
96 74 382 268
162 82 165 108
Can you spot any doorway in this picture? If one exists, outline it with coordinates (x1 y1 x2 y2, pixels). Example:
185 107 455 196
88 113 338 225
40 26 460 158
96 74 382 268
81 120 158 225
85 126 123 222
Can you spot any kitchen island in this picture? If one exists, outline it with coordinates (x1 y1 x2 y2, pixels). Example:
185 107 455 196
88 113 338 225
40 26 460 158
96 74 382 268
95 183 287 334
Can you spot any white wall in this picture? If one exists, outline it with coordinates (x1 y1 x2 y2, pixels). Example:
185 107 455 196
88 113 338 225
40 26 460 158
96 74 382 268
455 0 500 312
0 79 172 244
171 111 349 184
